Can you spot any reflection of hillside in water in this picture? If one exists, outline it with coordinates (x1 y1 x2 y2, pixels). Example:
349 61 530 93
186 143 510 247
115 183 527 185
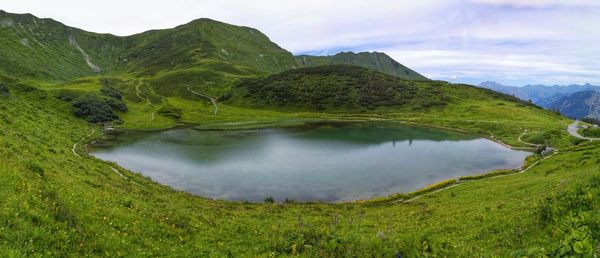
286 122 479 146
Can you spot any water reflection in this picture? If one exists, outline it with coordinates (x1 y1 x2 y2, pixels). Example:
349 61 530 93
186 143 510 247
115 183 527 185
91 123 529 202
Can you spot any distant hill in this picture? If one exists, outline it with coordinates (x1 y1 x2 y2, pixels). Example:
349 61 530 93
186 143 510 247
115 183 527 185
295 52 427 80
478 81 600 108
232 65 532 112
550 91 600 119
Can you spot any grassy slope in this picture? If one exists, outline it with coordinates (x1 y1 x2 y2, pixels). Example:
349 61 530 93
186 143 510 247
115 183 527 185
295 51 428 80
0 11 296 85
1 84 598 257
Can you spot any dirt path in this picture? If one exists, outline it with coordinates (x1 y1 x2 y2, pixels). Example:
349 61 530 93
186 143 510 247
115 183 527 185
72 129 95 158
517 129 542 147
567 120 600 141
110 167 127 179
135 81 155 121
187 87 218 115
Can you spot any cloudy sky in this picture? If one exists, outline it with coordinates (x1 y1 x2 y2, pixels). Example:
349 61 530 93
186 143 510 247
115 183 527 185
3 0 600 86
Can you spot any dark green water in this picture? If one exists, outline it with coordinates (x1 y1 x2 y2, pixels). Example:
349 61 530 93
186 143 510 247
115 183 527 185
90 123 530 202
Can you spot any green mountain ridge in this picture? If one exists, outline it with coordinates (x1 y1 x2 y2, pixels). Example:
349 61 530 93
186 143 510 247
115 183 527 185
0 11 426 84
295 51 427 80
0 10 298 82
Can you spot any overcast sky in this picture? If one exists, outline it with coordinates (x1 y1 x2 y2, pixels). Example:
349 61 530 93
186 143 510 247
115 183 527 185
3 0 600 86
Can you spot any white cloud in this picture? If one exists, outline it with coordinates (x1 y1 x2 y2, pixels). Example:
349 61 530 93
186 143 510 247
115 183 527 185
470 0 600 8
1 0 599 85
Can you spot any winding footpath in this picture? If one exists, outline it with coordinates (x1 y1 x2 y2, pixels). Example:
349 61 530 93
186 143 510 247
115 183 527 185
135 80 156 121
518 129 542 148
72 129 96 158
187 87 219 115
567 120 600 141
72 129 128 179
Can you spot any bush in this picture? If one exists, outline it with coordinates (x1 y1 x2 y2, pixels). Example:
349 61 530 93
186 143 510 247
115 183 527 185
101 85 123 100
62 83 127 123
532 176 600 257
581 127 600 138
0 82 9 97
157 105 182 119
73 95 120 123
25 160 45 177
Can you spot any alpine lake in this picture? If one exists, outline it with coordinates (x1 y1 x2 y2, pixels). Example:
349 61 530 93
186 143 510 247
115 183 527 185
90 122 530 202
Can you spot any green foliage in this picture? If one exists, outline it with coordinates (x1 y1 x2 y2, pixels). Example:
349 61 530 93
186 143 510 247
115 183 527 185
533 176 600 257
0 82 9 96
233 65 449 111
73 95 118 122
157 105 182 119
24 160 45 177
459 169 518 181
582 127 600 138
72 93 126 123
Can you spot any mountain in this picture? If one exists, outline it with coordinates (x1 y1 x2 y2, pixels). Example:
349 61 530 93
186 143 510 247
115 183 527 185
0 10 426 85
478 81 600 108
0 10 297 82
295 51 427 80
550 91 600 119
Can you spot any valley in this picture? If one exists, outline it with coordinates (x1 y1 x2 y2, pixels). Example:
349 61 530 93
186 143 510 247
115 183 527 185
0 10 598 257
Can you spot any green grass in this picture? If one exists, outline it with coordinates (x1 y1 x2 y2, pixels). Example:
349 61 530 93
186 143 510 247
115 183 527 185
1 76 597 256
582 127 600 138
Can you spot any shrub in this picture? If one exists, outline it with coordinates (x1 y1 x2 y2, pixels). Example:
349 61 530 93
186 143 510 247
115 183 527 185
0 82 9 97
532 176 600 257
264 196 275 203
57 90 80 101
25 160 45 177
581 127 600 138
101 84 123 100
157 105 182 119
73 95 119 123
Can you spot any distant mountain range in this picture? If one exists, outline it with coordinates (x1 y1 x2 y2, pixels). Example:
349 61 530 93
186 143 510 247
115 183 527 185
478 81 600 119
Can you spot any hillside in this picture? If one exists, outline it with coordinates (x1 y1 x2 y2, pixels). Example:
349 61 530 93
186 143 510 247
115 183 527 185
0 11 296 82
0 79 597 256
0 10 598 257
296 51 427 80
233 65 530 111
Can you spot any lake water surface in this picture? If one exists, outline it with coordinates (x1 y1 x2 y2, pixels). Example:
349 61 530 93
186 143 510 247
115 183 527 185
90 123 530 202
